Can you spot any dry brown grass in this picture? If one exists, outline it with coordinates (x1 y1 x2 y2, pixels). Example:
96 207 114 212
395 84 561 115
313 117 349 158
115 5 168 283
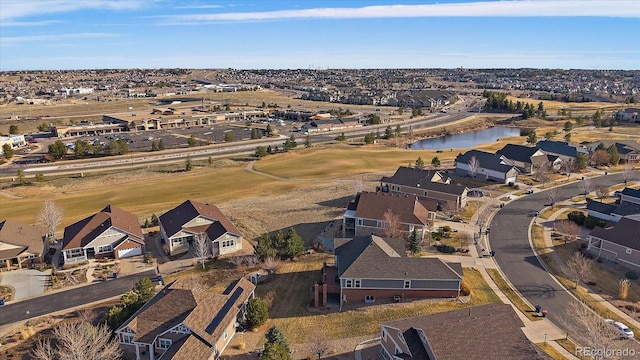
536 342 570 360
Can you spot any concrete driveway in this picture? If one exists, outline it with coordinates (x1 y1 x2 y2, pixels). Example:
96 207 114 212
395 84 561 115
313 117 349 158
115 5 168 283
0 268 50 301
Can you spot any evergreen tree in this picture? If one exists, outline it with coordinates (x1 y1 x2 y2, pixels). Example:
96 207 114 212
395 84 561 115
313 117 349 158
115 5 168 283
185 156 193 171
335 132 347 141
48 140 67 159
284 227 305 259
255 233 276 260
384 126 393 139
395 124 402 137
158 138 165 150
414 156 425 169
574 153 588 170
265 326 290 354
151 141 158 151
608 144 620 165
526 132 538 144
431 156 441 168
272 230 287 257
364 133 376 144
246 297 269 329
409 229 421 255
150 213 159 226
255 146 268 158
2 144 14 159
224 132 234 142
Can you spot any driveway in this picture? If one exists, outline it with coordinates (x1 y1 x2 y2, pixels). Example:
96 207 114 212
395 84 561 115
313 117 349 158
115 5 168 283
0 269 50 301
490 171 640 341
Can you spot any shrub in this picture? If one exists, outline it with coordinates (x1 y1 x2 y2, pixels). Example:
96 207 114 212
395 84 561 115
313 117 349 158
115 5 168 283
585 216 607 229
626 271 639 280
246 297 269 329
567 211 586 226
436 244 456 254
460 282 471 296
441 225 452 232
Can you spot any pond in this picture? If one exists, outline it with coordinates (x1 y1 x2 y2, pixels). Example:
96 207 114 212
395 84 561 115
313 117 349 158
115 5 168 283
409 126 521 150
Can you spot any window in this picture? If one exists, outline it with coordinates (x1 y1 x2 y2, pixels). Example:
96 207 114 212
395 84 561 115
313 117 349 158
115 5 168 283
404 280 411 289
121 334 134 344
376 221 382 228
97 245 112 254
357 219 363 226
222 239 235 247
224 329 228 339
627 248 633 255
158 338 172 350
365 295 375 303
345 279 353 288
354 279 361 288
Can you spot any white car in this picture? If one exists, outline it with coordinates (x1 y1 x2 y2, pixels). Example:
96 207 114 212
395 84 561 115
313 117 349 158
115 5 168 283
605 319 634 339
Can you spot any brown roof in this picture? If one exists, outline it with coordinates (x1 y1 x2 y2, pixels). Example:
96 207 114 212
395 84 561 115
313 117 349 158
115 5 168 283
381 303 548 360
160 200 241 239
62 205 143 250
0 220 46 260
335 235 462 280
117 277 255 357
589 217 640 250
351 191 437 226
158 335 212 360
381 166 467 195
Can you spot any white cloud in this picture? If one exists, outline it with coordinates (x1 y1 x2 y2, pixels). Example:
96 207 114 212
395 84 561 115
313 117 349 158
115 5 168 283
174 4 223 9
155 1 640 24
0 32 120 46
0 0 150 22
0 20 62 27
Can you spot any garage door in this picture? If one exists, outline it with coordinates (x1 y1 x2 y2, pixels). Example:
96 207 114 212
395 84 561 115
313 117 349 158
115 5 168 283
117 247 142 258
505 176 517 185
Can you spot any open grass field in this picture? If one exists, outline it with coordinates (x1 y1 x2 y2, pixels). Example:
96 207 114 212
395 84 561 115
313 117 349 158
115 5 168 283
505 95 623 114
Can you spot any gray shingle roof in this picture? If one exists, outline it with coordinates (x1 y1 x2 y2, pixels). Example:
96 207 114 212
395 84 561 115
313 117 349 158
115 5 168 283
622 187 640 199
589 217 640 250
455 150 518 173
536 140 581 158
335 235 462 280
381 167 465 195
381 303 548 360
497 144 544 164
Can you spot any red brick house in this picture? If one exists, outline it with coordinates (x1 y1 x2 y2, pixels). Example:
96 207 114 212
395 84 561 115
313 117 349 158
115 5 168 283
61 205 144 263
316 235 462 310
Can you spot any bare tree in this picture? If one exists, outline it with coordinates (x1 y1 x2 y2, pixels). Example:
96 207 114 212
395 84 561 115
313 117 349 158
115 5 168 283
595 185 609 199
310 334 331 359
263 255 281 274
579 176 592 195
546 187 559 208
228 256 245 268
32 321 122 360
619 279 631 300
566 251 594 289
243 255 259 267
37 199 63 243
475 201 494 235
622 164 635 185
468 155 479 178
193 232 210 269
561 160 574 179
353 177 364 194
535 165 551 187
564 300 619 356
553 220 580 244
442 201 461 221
381 209 403 238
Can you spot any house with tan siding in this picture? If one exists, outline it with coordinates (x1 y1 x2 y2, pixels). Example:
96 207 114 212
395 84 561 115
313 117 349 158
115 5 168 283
343 191 437 238
116 278 255 360
0 220 47 270
159 200 242 257
61 205 144 263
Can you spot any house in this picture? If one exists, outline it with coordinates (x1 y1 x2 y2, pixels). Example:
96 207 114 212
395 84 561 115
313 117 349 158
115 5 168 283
586 200 640 223
496 144 548 174
61 205 145 263
379 166 469 209
586 217 640 271
342 192 437 238
535 140 588 163
159 200 242 257
116 277 255 360
614 108 640 123
455 150 520 184
621 187 640 205
583 140 640 164
315 235 462 309
0 220 47 270
379 303 547 360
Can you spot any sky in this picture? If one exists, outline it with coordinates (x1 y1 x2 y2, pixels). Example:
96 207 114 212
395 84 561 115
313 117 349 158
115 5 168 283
1 0 639 71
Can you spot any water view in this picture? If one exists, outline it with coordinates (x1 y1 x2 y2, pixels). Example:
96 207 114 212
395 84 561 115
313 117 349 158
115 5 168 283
410 126 521 150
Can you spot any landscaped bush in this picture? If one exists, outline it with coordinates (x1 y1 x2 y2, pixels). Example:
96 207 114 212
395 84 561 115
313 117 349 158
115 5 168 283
460 282 471 296
626 271 639 280
567 211 586 226
436 244 456 254
585 216 607 229
441 225 452 232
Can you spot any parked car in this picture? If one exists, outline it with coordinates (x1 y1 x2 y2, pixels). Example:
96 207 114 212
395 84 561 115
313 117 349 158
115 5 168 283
605 319 634 339
468 189 485 197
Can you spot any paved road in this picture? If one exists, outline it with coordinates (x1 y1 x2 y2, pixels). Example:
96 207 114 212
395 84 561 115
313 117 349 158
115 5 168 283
0 270 154 327
490 172 640 340
0 269 49 301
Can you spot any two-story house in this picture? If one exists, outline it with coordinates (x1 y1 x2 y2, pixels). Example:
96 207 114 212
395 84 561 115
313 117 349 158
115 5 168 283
61 205 144 264
586 217 640 271
379 166 468 209
343 191 437 238
159 200 242 257
116 277 255 360
319 235 462 310
620 187 640 205
496 144 548 174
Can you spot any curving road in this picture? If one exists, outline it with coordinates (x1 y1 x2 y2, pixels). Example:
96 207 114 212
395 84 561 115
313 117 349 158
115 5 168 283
490 171 640 338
